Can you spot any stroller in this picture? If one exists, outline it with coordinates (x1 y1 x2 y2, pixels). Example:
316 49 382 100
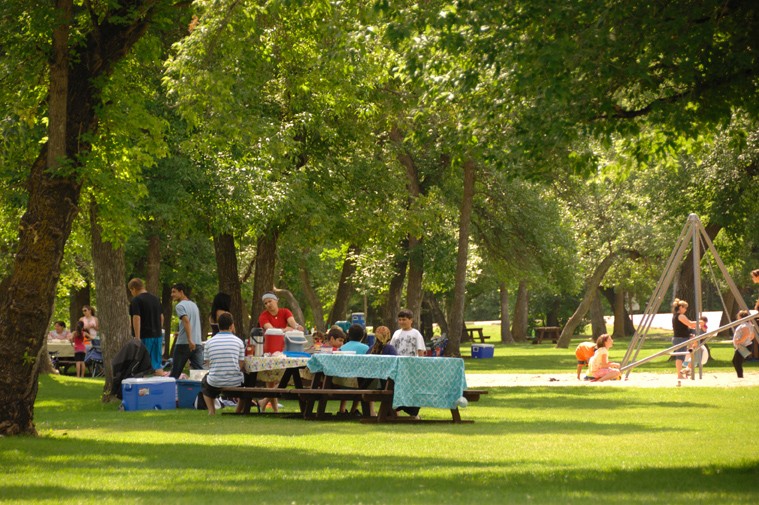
84 339 105 377
111 339 154 398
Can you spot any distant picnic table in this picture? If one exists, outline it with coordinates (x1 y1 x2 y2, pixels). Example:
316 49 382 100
464 327 490 343
533 326 561 344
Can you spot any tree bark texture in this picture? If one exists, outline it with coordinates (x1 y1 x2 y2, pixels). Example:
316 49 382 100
251 228 279 332
406 237 424 329
511 280 529 342
161 283 173 358
380 240 409 330
499 283 514 344
600 287 635 336
69 284 91 331
556 252 617 348
145 234 160 296
424 291 449 338
213 232 245 338
0 1 162 435
445 159 475 357
299 260 325 331
273 288 305 326
90 202 132 399
589 289 606 338
327 244 360 325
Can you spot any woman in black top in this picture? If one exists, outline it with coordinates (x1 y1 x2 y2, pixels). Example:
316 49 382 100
672 298 697 379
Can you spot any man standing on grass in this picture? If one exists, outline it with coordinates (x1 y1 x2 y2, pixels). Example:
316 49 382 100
128 278 166 376
169 283 203 379
202 312 245 415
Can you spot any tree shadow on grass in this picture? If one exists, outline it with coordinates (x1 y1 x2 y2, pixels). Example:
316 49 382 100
1 434 758 504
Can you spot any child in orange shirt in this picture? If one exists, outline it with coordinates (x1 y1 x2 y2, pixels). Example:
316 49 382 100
575 341 596 380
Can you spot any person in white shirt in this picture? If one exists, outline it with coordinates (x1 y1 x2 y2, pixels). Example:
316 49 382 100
389 309 425 357
202 312 245 415
388 309 425 419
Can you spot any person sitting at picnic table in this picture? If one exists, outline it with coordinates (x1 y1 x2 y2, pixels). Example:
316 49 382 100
201 312 245 415
574 340 596 380
340 324 370 354
588 334 621 382
257 292 305 413
324 326 346 350
369 326 397 356
48 321 71 340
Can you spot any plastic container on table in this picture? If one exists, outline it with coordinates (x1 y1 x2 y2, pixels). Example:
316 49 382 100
264 328 285 354
285 331 307 352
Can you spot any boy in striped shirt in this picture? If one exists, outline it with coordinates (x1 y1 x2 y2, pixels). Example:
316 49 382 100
202 312 245 414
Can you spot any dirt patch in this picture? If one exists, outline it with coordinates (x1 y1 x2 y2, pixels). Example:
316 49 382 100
466 372 759 388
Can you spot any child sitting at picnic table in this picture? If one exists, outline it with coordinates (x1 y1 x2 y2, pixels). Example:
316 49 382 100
324 326 346 350
369 326 397 356
588 334 621 382
340 324 370 354
574 340 596 380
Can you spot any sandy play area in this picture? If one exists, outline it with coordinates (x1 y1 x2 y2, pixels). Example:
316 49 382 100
465 371 759 388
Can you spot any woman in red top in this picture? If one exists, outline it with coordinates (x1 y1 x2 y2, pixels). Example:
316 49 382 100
258 292 303 332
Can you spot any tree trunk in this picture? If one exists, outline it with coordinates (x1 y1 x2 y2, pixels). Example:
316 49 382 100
511 280 529 342
0 0 169 436
213 232 245 338
424 291 449 338
251 228 279 332
273 287 305 326
600 287 635 336
90 202 131 400
69 284 91 331
299 259 325 331
145 234 160 296
589 289 606 338
499 282 514 344
406 237 424 329
612 287 626 338
381 240 409 330
161 283 173 358
556 252 617 348
445 159 475 357
327 244 360 325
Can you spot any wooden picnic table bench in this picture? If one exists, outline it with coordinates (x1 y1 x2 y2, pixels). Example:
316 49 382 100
220 384 488 424
533 326 561 344
465 327 490 343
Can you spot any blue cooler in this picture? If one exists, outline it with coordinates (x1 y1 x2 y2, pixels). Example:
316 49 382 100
471 344 494 359
176 379 203 409
121 377 176 411
365 333 376 347
351 312 366 328
335 320 351 333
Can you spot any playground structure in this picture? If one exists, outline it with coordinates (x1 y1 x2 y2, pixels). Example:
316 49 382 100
620 214 759 379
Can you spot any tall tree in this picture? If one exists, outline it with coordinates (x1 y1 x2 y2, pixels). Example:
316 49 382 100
0 0 174 436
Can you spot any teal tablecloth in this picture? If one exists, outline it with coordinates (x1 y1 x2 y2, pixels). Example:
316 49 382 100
306 354 467 409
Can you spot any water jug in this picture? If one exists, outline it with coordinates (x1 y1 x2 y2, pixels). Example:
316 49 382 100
263 328 285 354
250 327 265 357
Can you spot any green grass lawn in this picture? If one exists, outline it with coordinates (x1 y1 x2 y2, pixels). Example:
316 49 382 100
2 366 758 504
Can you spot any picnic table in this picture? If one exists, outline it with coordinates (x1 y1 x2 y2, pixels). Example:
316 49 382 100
222 354 485 423
533 326 561 344
464 327 490 343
